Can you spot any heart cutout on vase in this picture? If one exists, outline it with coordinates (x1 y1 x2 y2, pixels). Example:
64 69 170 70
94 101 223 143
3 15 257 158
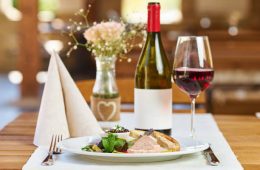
97 101 117 121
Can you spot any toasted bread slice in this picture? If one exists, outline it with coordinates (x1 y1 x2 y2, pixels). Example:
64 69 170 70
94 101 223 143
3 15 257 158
152 131 180 151
129 130 180 152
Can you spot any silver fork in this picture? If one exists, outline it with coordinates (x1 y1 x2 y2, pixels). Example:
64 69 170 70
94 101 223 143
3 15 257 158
41 135 63 166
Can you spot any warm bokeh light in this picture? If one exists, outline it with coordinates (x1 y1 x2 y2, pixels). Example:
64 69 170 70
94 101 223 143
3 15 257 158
51 18 65 30
0 0 21 21
200 17 211 29
8 70 23 84
228 26 239 36
44 40 64 55
121 0 182 24
38 11 55 22
36 71 48 84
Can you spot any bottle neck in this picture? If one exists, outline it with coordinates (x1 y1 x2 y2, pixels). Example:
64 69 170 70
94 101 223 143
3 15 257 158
146 32 161 37
147 3 160 32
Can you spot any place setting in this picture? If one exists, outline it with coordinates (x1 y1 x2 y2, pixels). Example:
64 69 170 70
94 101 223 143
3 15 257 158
22 2 243 170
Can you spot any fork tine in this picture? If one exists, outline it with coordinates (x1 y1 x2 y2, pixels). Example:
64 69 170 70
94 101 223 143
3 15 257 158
48 135 54 152
52 135 57 153
58 135 63 153
55 135 61 153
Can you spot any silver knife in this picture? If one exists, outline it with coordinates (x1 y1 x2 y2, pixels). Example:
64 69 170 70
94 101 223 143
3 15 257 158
204 145 220 166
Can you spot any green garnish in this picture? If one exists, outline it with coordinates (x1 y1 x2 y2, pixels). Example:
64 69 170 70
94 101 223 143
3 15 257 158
102 133 127 153
107 125 129 133
102 133 117 153
114 138 127 151
81 133 127 153
114 125 125 131
81 145 93 152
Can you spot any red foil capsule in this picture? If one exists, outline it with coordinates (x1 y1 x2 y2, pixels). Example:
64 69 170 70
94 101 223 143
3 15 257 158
147 2 160 32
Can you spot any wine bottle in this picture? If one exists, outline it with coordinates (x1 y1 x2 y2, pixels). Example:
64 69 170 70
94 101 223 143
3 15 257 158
134 2 172 135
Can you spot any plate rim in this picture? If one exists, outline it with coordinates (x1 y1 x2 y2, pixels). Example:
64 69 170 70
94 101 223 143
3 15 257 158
57 136 209 158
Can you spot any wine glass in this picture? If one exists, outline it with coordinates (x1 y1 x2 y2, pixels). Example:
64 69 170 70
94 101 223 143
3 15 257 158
172 36 214 139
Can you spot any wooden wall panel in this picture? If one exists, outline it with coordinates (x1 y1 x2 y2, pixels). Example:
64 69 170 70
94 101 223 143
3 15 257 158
18 0 40 98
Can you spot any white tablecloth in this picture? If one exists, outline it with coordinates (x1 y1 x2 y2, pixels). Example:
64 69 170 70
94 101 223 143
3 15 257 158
23 113 243 170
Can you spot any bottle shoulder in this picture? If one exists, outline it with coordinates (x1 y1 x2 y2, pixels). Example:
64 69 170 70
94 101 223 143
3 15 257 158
135 32 172 89
137 34 170 66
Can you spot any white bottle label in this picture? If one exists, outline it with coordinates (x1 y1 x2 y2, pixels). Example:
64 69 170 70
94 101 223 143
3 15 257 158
134 88 172 130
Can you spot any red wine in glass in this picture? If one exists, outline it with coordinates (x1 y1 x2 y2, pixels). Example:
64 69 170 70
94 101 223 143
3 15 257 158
173 36 214 140
173 67 214 98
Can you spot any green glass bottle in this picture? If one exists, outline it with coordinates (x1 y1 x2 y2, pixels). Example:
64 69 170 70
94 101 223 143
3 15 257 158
134 2 172 135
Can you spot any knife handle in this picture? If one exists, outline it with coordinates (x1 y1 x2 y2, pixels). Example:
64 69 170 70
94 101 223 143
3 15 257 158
205 150 220 166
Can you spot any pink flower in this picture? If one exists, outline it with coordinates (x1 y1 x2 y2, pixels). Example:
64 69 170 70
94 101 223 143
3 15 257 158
83 21 125 44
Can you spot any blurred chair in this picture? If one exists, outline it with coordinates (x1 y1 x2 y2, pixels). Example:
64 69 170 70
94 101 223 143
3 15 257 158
76 79 206 113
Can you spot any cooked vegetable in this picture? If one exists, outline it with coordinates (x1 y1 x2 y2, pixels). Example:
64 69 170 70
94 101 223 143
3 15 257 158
81 145 93 152
92 145 102 152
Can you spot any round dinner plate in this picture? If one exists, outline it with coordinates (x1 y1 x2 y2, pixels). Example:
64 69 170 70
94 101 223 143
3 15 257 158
57 136 209 163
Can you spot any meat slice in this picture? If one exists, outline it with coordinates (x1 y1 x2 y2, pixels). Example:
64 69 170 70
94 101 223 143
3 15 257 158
127 135 165 153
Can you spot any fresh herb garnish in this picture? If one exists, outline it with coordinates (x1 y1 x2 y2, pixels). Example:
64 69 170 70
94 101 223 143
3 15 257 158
102 133 117 153
107 125 129 133
114 138 127 152
81 133 128 153
101 133 127 153
115 125 124 131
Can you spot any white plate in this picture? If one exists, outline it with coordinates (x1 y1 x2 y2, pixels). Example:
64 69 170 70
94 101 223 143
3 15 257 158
58 136 209 163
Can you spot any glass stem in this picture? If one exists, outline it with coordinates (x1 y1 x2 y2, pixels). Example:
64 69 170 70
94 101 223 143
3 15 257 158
191 98 196 139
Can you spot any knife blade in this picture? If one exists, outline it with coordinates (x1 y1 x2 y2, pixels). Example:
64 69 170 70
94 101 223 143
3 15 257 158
204 145 220 166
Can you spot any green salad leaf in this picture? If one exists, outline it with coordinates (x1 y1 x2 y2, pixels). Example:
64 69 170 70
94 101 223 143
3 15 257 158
102 133 117 153
114 138 127 151
101 133 127 153
81 133 128 153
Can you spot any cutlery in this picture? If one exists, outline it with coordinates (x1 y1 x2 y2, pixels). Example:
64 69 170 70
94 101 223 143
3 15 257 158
41 135 63 166
204 145 220 166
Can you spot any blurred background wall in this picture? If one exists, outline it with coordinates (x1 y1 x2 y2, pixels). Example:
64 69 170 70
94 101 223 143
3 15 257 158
0 0 260 115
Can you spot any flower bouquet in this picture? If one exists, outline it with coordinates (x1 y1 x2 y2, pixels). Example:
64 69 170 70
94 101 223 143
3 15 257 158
67 7 145 123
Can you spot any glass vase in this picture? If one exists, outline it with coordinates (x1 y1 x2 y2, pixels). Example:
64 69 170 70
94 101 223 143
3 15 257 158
90 56 121 124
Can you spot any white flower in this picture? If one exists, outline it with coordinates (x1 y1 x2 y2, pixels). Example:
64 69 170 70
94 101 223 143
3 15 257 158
83 21 125 44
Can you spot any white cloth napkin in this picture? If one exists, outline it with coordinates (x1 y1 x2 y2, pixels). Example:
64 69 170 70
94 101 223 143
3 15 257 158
34 51 103 146
25 113 243 170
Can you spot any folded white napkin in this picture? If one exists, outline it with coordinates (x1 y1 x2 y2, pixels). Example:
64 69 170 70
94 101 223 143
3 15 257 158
34 51 103 146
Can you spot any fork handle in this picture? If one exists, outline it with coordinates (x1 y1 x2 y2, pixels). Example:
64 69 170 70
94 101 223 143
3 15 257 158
41 152 54 166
